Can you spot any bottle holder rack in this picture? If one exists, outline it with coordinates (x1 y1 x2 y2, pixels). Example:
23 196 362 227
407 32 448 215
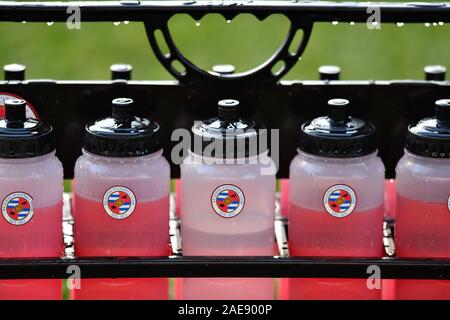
0 1 449 280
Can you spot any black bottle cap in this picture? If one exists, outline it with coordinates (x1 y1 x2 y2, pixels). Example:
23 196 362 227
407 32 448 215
424 65 446 81
212 64 236 75
0 99 55 158
111 64 132 81
4 64 26 81
319 65 341 80
84 98 161 157
406 99 450 158
191 99 266 158
298 98 377 158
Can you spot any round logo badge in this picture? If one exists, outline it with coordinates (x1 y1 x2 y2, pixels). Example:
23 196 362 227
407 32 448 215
323 184 357 218
2 192 34 226
211 184 245 218
103 186 136 220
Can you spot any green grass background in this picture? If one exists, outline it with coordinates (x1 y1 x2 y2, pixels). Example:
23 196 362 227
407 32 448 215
4 0 448 300
0 0 449 81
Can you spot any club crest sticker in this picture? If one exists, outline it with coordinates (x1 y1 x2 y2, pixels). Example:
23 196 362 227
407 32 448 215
323 184 357 218
103 186 136 220
2 192 34 226
211 184 245 218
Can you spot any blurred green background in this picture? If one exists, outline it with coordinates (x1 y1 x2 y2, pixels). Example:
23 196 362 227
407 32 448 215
0 0 448 81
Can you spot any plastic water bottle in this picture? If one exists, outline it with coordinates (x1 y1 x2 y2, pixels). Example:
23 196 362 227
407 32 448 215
0 99 63 299
72 97 170 299
395 99 450 299
179 99 276 300
288 98 385 300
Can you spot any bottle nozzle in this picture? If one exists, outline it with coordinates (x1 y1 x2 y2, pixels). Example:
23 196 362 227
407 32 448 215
4 64 25 81
111 64 132 81
218 99 240 122
328 98 350 125
112 97 134 122
435 99 450 126
425 65 446 81
319 65 340 81
4 99 27 127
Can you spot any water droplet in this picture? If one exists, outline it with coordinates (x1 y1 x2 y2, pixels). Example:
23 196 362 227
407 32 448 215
396 22 404 27
195 21 201 27
439 22 445 26
124 20 130 25
425 22 431 27
21 21 26 24
350 21 355 26
226 19 231 24
46 21 54 26
113 21 121 26
433 22 438 26
332 21 339 25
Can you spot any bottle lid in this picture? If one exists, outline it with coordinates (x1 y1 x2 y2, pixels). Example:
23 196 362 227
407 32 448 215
0 99 55 158
319 65 341 80
299 98 377 158
191 99 266 158
4 64 26 81
406 99 450 158
424 65 446 81
84 98 161 157
111 64 132 81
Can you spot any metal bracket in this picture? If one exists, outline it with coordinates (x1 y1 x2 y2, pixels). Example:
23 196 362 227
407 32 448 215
144 15 313 86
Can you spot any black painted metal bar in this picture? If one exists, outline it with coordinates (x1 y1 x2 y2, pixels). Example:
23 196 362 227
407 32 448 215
0 257 449 280
0 1 449 23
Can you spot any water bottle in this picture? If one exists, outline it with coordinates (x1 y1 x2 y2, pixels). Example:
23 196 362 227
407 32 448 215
179 99 276 300
395 99 450 299
72 97 170 299
0 99 63 299
288 98 385 300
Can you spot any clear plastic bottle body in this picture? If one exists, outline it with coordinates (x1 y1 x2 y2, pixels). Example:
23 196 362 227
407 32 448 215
395 150 450 300
73 149 170 257
288 150 385 300
72 149 170 300
396 150 450 258
0 152 63 258
180 152 276 300
289 150 385 257
0 152 63 300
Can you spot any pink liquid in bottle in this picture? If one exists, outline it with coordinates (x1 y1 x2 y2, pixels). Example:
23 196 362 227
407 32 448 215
395 195 450 299
0 202 63 258
71 278 168 300
0 279 62 300
384 179 396 220
396 196 450 258
288 204 384 300
0 202 63 300
74 195 169 257
289 204 384 257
